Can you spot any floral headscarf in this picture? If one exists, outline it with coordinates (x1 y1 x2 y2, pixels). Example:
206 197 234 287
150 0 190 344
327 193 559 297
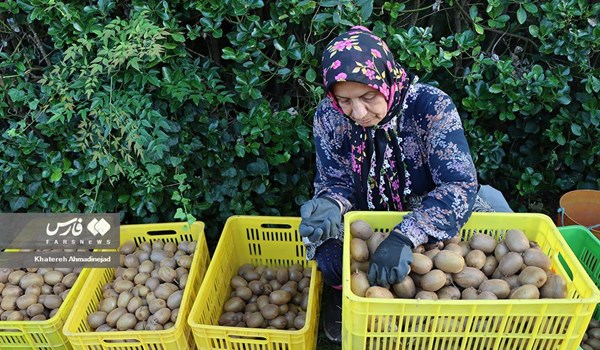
321 26 412 211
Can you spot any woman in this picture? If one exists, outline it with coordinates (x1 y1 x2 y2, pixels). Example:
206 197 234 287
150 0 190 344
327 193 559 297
299 26 502 343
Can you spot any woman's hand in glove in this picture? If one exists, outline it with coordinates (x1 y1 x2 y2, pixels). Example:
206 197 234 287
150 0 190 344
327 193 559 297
368 228 414 288
299 197 341 243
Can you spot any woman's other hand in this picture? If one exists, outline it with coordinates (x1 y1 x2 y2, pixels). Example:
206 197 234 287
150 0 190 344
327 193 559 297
368 229 414 287
299 198 341 242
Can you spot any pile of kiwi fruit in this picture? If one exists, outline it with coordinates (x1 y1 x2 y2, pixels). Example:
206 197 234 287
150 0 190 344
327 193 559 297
349 219 568 301
218 263 312 330
0 266 82 321
86 239 196 331
582 318 600 350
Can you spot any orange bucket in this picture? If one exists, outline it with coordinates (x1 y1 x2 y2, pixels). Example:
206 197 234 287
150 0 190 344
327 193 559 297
557 189 600 239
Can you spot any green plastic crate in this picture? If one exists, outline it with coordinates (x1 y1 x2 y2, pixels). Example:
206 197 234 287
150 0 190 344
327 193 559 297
558 225 600 321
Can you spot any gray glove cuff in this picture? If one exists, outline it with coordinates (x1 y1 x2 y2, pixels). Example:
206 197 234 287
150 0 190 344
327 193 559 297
317 195 342 213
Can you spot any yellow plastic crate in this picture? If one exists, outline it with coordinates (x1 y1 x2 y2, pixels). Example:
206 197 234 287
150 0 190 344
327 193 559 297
62 222 209 350
188 215 322 350
0 268 89 350
342 212 600 350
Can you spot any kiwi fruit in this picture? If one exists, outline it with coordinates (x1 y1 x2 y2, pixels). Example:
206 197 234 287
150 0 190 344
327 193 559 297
350 238 370 262
509 284 540 299
504 229 530 253
453 267 486 289
479 279 511 299
269 290 292 305
469 233 497 254
350 220 374 240
517 266 548 288
477 291 498 300
367 231 389 255
498 252 524 276
392 276 416 299
540 273 567 299
437 286 461 300
218 263 313 329
351 270 371 297
365 286 394 299
522 248 551 271
415 291 438 300
465 249 487 269
433 250 465 274
420 269 447 292
410 253 433 275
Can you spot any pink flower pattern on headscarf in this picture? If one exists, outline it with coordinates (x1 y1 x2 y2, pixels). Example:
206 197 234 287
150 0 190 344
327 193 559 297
321 26 411 211
334 72 347 81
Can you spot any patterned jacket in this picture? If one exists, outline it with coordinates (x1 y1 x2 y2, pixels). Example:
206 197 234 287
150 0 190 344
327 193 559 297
308 80 478 257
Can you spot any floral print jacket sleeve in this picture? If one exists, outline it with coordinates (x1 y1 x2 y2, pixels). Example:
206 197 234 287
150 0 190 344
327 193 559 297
312 82 478 247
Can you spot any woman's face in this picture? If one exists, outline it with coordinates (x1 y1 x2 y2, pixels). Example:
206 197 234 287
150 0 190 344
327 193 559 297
332 81 388 127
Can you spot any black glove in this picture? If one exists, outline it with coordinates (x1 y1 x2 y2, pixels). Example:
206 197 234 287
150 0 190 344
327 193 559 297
368 228 414 288
299 197 341 242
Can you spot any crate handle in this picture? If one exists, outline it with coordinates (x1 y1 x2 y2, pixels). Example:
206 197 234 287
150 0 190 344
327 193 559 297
146 229 177 236
227 334 268 343
102 338 141 344
0 328 23 335
260 223 292 229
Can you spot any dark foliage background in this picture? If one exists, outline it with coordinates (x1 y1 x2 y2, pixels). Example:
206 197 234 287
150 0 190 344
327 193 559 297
1 0 598 245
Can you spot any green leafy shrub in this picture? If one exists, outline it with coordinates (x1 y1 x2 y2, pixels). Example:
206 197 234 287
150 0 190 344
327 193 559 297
1 0 598 238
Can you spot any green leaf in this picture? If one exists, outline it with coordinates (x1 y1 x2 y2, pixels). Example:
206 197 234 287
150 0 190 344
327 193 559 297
50 170 62 182
591 76 600 93
523 3 538 13
277 67 291 76
222 47 236 60
171 32 185 42
247 158 269 176
172 192 182 201
474 24 484 35
571 124 582 136
162 67 172 82
320 0 339 7
174 208 187 220
524 120 540 134
8 88 26 102
10 197 28 211
359 0 373 21
517 6 527 24
146 163 162 176
129 58 140 71
469 5 478 19
488 84 503 93
254 183 266 194
313 13 332 22
528 25 540 37
222 167 237 177
557 95 571 105
496 15 510 23
305 68 317 82
273 39 284 51
235 144 246 157
47 113 63 124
